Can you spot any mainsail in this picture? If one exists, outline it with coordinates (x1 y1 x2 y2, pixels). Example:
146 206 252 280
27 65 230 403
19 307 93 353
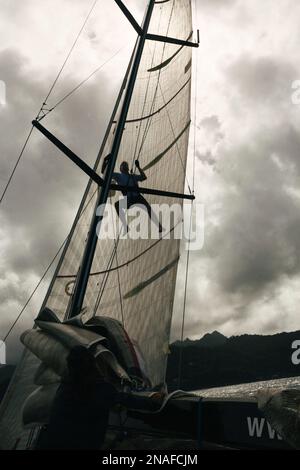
0 0 193 449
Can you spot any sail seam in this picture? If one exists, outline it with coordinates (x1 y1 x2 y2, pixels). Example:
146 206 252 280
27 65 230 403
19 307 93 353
116 77 191 124
57 223 180 279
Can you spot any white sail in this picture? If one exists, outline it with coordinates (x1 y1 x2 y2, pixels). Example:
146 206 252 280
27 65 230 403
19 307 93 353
0 0 193 449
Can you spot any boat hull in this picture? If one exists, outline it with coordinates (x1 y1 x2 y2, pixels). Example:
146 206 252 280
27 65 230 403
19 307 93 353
107 395 292 450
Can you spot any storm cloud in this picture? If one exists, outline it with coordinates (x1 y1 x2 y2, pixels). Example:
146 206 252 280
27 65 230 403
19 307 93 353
1 0 300 362
171 0 300 341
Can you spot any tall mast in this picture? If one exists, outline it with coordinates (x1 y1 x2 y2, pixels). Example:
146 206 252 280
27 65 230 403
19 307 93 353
68 0 156 317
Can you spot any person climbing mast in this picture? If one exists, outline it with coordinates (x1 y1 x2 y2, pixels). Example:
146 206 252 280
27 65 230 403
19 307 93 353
102 155 163 234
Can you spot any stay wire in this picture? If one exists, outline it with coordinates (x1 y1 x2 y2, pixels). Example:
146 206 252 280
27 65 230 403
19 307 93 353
2 186 99 342
131 3 175 172
0 126 34 205
131 7 164 170
39 0 99 116
2 238 67 343
177 0 199 388
40 46 125 119
0 0 98 205
110 201 125 327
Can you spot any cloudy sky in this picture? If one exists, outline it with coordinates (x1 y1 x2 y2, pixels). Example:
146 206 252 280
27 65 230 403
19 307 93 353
1 0 300 363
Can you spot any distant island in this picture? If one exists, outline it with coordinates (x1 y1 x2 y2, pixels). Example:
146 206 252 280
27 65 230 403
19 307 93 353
166 330 300 391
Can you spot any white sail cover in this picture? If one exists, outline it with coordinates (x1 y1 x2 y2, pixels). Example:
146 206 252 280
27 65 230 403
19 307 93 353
0 0 192 449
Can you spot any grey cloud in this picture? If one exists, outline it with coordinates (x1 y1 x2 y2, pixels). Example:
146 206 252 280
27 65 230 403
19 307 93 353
196 115 224 166
168 1 300 342
171 120 300 341
199 115 222 133
0 47 116 273
226 55 298 106
0 46 117 360
196 150 216 166
2 0 300 359
199 115 224 142
203 123 300 300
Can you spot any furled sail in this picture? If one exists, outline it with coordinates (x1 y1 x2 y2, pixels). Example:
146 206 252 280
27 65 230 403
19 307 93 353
0 0 193 449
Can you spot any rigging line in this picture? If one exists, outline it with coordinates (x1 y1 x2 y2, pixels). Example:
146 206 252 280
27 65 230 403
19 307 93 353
3 187 99 341
110 14 166 209
131 7 164 168
91 40 143 315
115 243 124 325
130 390 198 416
0 1 98 206
192 28 198 194
39 0 99 115
134 58 167 164
57 221 180 279
41 46 126 117
132 1 176 169
93 195 130 314
130 0 175 171
93 239 119 314
178 0 199 390
93 197 124 323
192 0 198 194
8 30 136 325
131 89 156 171
67 41 139 317
0 126 34 205
92 196 124 316
110 201 125 327
92 202 123 315
2 1 132 342
91 208 181 313
135 69 191 166
177 201 193 390
128 20 178 199
158 82 192 194
131 72 163 171
1 238 67 343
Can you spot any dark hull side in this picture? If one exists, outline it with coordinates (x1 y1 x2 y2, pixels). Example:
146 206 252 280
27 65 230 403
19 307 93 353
107 395 292 450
